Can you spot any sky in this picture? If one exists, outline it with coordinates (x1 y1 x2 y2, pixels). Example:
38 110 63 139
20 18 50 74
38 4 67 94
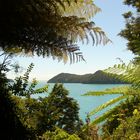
6 0 135 81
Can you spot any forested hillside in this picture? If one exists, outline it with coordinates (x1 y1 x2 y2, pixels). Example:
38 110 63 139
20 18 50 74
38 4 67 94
48 70 127 84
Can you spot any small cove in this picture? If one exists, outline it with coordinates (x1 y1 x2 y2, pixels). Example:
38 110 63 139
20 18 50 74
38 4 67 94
32 82 129 121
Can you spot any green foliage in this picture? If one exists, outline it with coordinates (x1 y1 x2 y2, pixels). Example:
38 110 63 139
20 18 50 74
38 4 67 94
0 89 33 139
0 61 49 139
0 1 110 139
88 95 128 117
83 92 138 126
37 83 83 135
1 61 86 139
40 128 80 140
0 0 110 63
120 0 140 56
102 96 140 139
105 62 140 89
80 121 101 140
10 63 48 97
0 55 9 84
123 0 140 12
12 96 41 131
0 57 33 139
98 1 140 138
111 114 140 140
90 108 116 126
59 0 101 20
83 62 140 126
84 86 130 96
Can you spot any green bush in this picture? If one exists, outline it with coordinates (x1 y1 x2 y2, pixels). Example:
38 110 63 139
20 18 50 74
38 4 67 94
39 128 80 140
102 95 140 136
110 112 140 140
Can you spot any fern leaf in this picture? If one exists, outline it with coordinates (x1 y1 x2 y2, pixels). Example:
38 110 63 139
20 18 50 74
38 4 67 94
104 63 140 89
60 0 101 20
90 108 116 125
0 0 109 63
83 86 130 96
89 95 128 116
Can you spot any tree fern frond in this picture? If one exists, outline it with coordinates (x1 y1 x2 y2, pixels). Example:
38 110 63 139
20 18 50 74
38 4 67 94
89 95 128 117
56 0 66 10
82 107 118 132
59 0 101 20
0 0 109 63
104 63 140 89
76 21 110 46
83 61 140 125
90 108 116 125
83 86 130 96
92 27 111 46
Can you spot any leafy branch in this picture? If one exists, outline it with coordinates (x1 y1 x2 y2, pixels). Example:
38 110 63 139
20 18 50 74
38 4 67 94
9 63 48 97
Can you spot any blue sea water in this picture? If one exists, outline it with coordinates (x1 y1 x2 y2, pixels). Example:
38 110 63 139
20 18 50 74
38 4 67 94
32 82 128 122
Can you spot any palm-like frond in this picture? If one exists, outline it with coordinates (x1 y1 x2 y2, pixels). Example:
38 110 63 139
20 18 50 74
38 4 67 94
88 95 128 117
104 63 140 89
83 86 130 96
82 106 117 132
0 0 110 63
90 107 116 125
59 0 101 20
83 86 132 123
83 62 140 126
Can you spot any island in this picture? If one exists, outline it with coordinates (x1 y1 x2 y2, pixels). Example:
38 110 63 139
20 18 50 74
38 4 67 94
48 70 127 84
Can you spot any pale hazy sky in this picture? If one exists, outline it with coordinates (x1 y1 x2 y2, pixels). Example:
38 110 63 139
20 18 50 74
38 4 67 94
6 0 135 81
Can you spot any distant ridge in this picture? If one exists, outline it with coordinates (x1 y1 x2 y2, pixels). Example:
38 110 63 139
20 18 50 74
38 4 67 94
48 70 127 84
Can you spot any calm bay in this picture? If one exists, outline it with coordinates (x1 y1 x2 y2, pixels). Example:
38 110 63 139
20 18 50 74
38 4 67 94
32 83 128 122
